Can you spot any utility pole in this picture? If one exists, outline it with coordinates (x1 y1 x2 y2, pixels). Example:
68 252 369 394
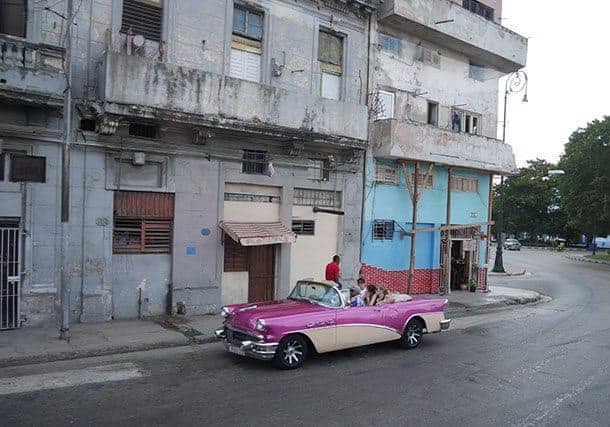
407 161 420 293
59 0 74 339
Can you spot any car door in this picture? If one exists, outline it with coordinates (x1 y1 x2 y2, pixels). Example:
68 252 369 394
334 305 399 350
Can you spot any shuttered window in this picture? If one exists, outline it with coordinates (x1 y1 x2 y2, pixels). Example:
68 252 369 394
224 237 248 272
9 154 46 183
113 191 174 254
121 0 163 42
230 5 262 83
230 48 261 82
450 175 479 193
319 30 343 100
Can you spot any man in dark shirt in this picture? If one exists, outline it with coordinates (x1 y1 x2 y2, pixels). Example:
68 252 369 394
325 255 342 289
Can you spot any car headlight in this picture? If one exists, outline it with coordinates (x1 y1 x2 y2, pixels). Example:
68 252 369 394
255 319 266 332
221 307 229 317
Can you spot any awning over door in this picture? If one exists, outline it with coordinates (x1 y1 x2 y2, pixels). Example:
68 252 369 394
219 221 297 246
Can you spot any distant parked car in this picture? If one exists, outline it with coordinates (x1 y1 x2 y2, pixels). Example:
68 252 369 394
215 280 450 369
504 238 521 251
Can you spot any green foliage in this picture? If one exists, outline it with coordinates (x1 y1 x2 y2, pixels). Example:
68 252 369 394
558 117 610 238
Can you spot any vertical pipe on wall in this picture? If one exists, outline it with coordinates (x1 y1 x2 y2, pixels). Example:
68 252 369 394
407 162 419 293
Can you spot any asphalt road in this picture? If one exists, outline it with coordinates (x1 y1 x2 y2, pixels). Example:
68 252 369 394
1 249 609 427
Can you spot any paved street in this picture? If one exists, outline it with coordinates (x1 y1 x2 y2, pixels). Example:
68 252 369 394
1 249 609 427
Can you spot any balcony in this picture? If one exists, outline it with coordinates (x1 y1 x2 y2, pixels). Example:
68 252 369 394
372 119 517 174
99 52 369 146
378 0 527 73
0 35 66 106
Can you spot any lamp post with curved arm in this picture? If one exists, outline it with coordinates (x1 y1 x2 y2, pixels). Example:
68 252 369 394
492 70 528 273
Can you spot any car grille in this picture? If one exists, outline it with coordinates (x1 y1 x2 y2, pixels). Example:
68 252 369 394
225 326 260 343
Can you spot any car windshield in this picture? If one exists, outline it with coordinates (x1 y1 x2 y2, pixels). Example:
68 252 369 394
288 281 342 308
506 239 518 243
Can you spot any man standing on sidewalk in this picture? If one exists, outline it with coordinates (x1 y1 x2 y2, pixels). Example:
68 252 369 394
325 255 342 289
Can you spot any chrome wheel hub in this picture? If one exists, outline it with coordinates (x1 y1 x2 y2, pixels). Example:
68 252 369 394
407 328 421 345
283 340 303 365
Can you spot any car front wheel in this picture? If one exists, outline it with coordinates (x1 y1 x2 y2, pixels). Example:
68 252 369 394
273 334 308 369
400 318 424 349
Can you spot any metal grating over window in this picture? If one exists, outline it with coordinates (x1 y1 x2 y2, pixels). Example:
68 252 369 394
373 220 394 240
293 188 341 208
113 191 174 254
410 172 434 189
9 154 46 183
242 150 268 175
450 175 479 193
292 220 315 236
121 0 163 42
224 236 248 272
374 164 398 184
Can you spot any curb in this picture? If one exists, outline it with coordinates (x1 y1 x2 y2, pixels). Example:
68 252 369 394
446 292 543 318
564 254 610 265
488 269 527 277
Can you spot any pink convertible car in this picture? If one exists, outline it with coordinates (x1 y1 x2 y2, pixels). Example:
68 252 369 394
215 280 451 369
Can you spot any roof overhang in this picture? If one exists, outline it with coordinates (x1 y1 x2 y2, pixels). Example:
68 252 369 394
219 221 297 246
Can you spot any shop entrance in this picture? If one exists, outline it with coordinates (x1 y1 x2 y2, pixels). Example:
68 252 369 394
450 240 471 291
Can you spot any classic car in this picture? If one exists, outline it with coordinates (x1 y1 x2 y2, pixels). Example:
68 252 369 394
215 280 451 369
503 238 522 251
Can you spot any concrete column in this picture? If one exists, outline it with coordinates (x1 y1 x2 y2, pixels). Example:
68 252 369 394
277 185 293 298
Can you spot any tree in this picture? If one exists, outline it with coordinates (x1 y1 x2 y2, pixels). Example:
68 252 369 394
492 159 564 242
558 117 610 241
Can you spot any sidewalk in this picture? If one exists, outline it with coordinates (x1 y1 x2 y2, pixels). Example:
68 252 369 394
0 286 542 368
564 252 610 265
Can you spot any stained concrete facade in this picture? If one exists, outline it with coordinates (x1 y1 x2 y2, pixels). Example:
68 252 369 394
0 0 374 326
361 0 527 294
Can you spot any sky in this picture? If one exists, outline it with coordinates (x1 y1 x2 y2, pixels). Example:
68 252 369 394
498 0 610 166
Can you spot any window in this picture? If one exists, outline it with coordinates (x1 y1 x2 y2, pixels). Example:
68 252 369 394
230 5 263 83
242 150 267 175
292 220 315 236
113 191 174 254
375 90 395 120
129 122 159 139
410 172 434 189
374 164 398 184
0 0 26 38
0 153 4 181
9 154 46 183
451 110 481 134
469 63 486 81
309 159 330 181
415 45 440 68
373 220 394 240
121 0 163 42
378 33 402 56
224 236 248 272
450 175 479 193
294 188 341 208
319 30 343 100
427 101 439 126
462 0 494 21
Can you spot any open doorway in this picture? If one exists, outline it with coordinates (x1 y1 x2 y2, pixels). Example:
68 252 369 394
450 240 471 291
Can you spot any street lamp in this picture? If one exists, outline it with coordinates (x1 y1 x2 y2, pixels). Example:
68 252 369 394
493 70 528 273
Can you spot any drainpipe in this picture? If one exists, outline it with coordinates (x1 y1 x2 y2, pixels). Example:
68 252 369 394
59 0 74 339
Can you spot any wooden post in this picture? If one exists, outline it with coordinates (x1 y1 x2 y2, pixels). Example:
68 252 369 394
407 161 419 293
442 167 453 294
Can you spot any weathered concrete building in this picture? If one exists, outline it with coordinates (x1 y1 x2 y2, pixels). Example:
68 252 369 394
360 0 527 294
0 0 377 327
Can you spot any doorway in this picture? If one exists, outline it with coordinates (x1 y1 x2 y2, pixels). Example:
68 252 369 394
248 245 275 302
450 240 471 290
1 224 21 329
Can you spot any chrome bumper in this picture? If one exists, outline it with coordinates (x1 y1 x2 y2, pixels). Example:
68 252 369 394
215 327 278 361
440 319 451 330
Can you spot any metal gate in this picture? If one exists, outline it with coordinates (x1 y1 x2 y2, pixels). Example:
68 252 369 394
1 227 20 330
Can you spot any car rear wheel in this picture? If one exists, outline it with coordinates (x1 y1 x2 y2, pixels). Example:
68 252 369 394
400 318 424 349
273 334 308 370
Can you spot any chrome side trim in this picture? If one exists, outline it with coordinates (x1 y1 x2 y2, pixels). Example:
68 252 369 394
440 319 451 330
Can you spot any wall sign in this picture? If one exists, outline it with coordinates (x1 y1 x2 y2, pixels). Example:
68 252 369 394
201 228 211 236
186 246 197 255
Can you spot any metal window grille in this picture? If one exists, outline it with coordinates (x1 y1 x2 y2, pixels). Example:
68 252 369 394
9 154 46 183
375 165 398 184
411 172 434 189
1 227 20 330
224 193 280 203
373 220 394 240
292 220 315 236
121 0 163 42
242 150 267 175
129 122 159 139
224 237 248 272
450 175 479 193
293 188 341 208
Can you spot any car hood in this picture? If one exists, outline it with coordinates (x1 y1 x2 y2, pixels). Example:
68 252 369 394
226 299 327 332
